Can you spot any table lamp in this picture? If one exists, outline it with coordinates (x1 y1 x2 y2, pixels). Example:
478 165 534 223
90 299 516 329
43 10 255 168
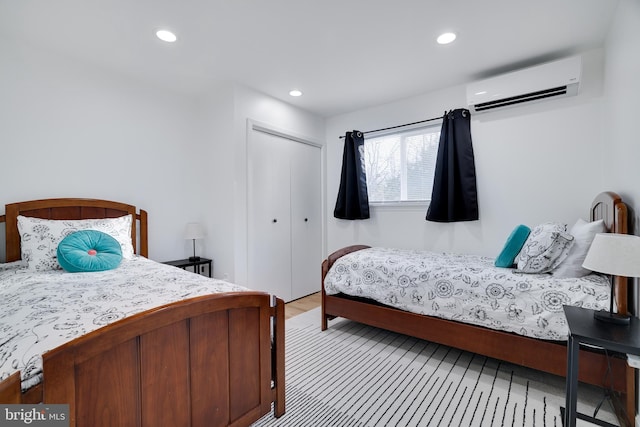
582 233 640 324
184 222 205 262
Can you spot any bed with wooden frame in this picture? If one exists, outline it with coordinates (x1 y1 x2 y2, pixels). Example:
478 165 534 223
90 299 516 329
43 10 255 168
321 191 635 427
0 198 285 427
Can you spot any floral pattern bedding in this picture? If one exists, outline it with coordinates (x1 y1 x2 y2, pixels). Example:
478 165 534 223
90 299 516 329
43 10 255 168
324 247 610 341
0 256 248 391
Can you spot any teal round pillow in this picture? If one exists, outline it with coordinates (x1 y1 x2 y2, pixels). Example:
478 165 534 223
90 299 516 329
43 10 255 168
57 230 123 272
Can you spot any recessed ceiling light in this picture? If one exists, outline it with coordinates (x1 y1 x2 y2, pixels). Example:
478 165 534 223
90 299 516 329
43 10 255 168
156 30 177 43
289 89 302 97
437 32 456 45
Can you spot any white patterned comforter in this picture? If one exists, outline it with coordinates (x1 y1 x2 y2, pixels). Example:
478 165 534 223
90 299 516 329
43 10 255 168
324 247 610 341
0 256 248 391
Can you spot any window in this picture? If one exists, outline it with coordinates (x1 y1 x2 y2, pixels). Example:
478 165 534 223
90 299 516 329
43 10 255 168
364 124 441 204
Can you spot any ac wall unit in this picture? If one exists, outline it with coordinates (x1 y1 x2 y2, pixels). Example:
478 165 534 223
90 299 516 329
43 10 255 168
466 56 581 113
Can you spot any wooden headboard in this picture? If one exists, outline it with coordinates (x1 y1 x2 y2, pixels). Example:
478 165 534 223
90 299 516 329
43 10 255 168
1 198 148 262
590 191 631 315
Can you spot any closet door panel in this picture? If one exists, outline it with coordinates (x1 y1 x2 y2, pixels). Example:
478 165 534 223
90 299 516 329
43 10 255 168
248 131 292 301
290 142 322 300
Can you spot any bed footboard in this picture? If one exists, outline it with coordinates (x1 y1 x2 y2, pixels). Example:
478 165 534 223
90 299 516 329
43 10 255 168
38 292 284 427
0 373 21 404
321 245 370 330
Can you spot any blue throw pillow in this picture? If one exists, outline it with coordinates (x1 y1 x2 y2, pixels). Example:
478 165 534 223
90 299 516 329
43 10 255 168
494 225 531 268
57 230 123 272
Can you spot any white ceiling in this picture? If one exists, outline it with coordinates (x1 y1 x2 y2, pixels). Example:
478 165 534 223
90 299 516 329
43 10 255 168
0 0 619 117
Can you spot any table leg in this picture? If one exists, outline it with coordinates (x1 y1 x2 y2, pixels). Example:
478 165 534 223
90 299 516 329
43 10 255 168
565 334 579 427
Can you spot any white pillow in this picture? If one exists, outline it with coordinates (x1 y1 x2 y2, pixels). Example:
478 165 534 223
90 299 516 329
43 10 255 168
552 218 606 278
516 222 574 273
17 215 134 271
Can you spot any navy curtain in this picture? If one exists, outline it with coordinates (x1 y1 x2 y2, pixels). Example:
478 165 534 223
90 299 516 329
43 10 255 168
426 109 478 222
334 131 370 220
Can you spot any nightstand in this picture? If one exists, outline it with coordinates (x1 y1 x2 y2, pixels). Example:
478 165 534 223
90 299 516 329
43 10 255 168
563 305 640 427
163 257 213 278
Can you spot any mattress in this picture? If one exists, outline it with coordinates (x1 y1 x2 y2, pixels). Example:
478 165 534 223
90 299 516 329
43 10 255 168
324 247 610 341
0 256 248 390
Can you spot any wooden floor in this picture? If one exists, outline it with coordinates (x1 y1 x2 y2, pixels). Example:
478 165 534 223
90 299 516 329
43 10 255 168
285 292 321 319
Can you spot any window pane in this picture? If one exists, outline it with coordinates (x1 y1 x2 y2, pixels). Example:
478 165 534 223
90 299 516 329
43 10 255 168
405 131 439 201
364 135 401 202
364 125 440 203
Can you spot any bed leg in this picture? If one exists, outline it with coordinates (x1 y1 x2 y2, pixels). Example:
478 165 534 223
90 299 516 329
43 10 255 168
624 365 635 427
321 293 329 331
321 262 329 331
273 297 286 417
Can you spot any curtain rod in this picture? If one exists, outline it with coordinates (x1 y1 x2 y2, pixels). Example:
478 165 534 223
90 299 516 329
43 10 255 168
339 115 442 139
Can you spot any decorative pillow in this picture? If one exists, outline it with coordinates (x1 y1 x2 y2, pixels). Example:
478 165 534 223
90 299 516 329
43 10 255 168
17 215 133 271
57 230 122 272
552 218 606 278
494 225 531 268
516 222 574 273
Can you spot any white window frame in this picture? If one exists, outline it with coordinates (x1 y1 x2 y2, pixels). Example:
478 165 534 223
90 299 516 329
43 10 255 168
364 121 442 208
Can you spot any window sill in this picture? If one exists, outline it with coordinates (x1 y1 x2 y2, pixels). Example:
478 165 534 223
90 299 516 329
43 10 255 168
370 201 429 211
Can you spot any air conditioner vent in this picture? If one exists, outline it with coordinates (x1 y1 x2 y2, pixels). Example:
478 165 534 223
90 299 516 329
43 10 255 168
473 86 569 112
467 56 581 113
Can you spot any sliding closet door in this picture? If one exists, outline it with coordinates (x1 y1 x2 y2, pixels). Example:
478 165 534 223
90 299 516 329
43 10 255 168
248 130 293 301
248 125 322 302
290 141 322 300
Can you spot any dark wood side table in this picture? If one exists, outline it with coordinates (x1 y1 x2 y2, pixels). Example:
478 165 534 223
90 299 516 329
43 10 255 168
564 305 640 427
163 257 213 278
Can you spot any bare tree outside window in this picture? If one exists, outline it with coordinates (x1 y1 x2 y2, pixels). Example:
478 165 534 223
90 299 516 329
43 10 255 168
364 125 440 204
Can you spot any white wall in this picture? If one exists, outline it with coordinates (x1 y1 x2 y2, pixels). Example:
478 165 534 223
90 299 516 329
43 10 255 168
325 49 606 257
0 36 207 262
603 0 640 234
197 83 235 280
602 7 640 418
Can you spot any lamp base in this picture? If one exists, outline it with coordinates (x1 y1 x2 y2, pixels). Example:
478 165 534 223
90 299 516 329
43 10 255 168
189 256 201 262
593 310 631 325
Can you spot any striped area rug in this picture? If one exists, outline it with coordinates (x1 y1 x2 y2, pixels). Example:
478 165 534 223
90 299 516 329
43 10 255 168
253 308 618 427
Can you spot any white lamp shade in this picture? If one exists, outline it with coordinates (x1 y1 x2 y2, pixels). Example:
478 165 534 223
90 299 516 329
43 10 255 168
582 233 640 277
184 222 205 240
